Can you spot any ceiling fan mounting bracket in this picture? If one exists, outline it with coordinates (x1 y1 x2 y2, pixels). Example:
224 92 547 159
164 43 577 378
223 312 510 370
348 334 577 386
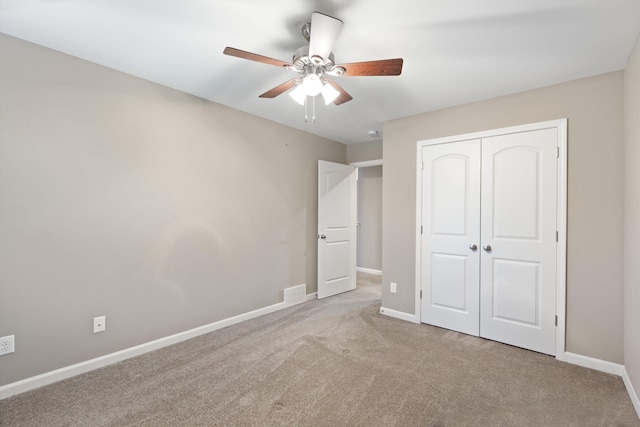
301 22 311 42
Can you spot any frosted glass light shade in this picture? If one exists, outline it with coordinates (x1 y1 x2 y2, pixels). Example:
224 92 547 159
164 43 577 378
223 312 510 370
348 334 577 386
301 74 323 96
289 84 307 105
321 82 340 105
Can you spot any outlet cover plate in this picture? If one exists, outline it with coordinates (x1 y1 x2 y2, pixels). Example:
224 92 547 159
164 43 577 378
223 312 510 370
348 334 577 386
0 335 15 355
93 316 106 333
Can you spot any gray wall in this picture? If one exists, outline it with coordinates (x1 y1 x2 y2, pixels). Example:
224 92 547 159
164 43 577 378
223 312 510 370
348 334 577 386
0 34 345 386
346 140 382 164
382 71 626 364
356 166 382 271
624 35 640 403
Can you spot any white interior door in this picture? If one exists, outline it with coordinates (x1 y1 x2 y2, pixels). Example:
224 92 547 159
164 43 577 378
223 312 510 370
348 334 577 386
420 140 481 336
318 160 356 299
418 123 562 356
480 128 558 355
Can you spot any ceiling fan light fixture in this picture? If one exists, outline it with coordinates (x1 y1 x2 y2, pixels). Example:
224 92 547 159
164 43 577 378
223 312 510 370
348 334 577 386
321 82 340 105
301 73 323 96
289 84 307 105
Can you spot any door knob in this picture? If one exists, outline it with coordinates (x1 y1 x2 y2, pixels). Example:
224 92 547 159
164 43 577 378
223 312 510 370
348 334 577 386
320 234 326 240
469 244 477 251
483 245 492 252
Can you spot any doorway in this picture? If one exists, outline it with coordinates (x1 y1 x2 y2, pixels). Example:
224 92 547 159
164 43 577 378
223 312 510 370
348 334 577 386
351 160 383 295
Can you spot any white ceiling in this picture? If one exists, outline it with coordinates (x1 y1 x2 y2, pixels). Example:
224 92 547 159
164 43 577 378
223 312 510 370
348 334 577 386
1 0 639 144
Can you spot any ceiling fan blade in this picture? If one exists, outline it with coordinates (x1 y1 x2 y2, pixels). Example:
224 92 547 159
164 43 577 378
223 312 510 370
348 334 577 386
308 12 343 63
259 78 300 98
326 80 353 105
339 58 404 76
223 47 291 69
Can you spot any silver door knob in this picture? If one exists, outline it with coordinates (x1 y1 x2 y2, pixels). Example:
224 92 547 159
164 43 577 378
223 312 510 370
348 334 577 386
483 245 492 252
320 234 326 240
469 244 477 251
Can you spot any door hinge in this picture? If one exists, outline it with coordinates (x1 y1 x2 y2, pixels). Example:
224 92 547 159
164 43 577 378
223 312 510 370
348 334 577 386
421 161 424 170
556 231 559 242
421 226 423 235
555 315 558 326
556 147 559 158
420 290 423 299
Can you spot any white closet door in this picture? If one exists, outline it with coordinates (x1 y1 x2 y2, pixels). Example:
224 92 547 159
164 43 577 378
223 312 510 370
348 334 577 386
479 128 558 355
420 140 481 336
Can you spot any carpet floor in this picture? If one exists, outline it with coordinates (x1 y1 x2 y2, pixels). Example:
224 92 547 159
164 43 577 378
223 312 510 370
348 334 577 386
1 273 638 426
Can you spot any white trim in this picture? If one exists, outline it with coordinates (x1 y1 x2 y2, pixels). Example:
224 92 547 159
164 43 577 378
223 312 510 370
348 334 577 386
562 352 639 418
351 158 383 288
622 367 640 419
356 267 382 275
306 292 317 301
0 299 294 400
416 119 567 148
555 119 568 357
379 307 420 323
562 351 625 376
350 159 383 168
414 119 568 359
414 143 423 325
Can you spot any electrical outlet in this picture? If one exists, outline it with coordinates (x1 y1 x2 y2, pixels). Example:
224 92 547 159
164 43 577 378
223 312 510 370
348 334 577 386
390 282 397 293
0 335 15 355
93 316 106 333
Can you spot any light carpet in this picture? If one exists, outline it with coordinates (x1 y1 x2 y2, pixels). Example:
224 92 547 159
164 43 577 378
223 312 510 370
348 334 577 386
1 273 638 426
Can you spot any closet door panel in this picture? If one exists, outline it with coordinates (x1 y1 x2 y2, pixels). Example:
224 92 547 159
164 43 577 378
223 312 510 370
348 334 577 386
420 140 481 336
480 128 558 355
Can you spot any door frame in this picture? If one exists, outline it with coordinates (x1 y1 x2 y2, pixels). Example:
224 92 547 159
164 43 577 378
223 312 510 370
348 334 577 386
350 159 383 275
414 119 567 359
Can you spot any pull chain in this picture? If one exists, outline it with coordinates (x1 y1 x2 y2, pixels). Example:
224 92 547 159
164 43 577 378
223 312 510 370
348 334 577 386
312 95 316 123
302 95 318 124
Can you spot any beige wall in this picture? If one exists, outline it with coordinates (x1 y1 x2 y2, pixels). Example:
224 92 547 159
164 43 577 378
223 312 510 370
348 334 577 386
383 71 625 363
346 140 383 163
356 165 382 271
0 34 345 386
1 28 635 390
624 35 640 402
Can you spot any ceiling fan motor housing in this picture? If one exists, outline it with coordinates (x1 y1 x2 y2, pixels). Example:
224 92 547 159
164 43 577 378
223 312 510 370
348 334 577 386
290 46 345 77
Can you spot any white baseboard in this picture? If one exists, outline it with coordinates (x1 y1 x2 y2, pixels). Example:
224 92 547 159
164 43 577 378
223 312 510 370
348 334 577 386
0 294 304 400
562 351 640 418
622 367 640 419
356 267 382 275
379 306 419 323
561 351 625 376
305 292 317 301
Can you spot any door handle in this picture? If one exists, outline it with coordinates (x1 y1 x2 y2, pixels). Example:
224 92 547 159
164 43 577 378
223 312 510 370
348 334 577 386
318 234 326 240
469 244 477 251
483 245 492 252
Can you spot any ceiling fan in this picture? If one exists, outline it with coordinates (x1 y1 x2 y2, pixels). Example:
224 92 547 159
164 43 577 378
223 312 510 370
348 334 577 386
223 11 403 107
